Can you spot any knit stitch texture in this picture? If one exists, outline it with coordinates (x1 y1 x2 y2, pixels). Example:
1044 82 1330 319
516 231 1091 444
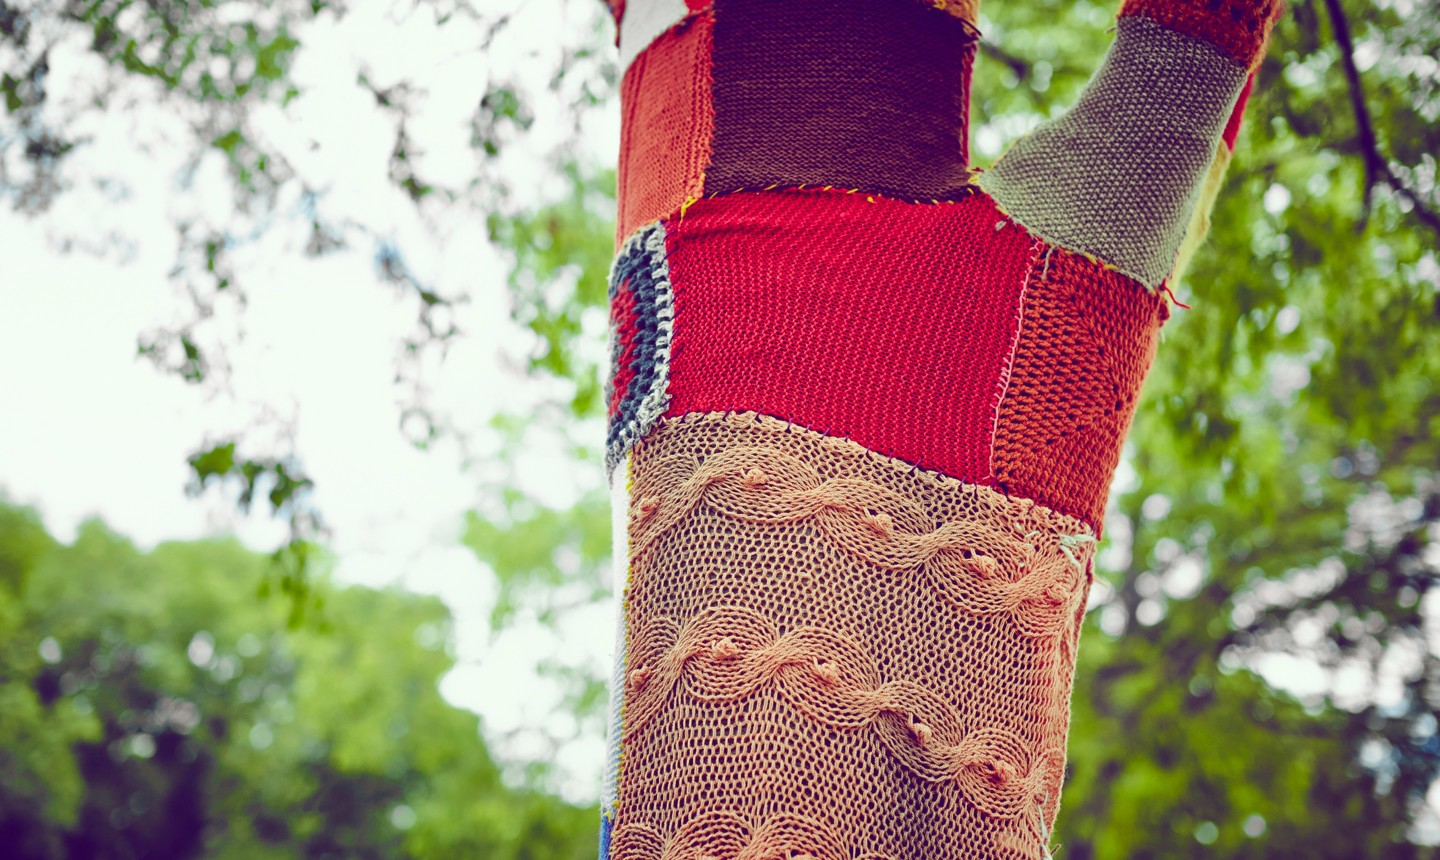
607 222 676 476
614 413 1094 860
600 0 1280 855
662 189 1035 489
991 248 1170 529
616 12 712 244
1122 0 1283 67
704 0 978 201
977 15 1248 288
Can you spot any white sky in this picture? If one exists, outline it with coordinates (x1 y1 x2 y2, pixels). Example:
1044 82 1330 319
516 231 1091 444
0 0 617 803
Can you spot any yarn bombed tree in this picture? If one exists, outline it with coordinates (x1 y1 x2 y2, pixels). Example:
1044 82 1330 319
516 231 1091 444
598 0 1284 857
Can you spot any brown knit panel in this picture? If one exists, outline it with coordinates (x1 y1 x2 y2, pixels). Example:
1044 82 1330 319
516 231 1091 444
1120 0 1283 68
614 412 1097 860
704 0 977 202
991 249 1169 531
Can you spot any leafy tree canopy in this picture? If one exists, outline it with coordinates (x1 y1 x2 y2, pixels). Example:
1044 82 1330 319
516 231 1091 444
0 502 594 858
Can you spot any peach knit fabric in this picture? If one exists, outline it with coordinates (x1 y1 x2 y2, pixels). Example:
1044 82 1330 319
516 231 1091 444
613 413 1096 860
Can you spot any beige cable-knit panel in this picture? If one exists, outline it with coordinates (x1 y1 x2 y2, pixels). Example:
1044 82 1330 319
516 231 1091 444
611 412 1098 860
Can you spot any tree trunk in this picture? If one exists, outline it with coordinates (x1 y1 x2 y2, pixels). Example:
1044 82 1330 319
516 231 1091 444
599 1 1281 856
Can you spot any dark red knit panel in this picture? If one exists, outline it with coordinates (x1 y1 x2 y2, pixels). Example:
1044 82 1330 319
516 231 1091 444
991 249 1169 530
1120 0 1282 68
1222 73 1255 150
705 0 976 202
608 278 640 418
663 190 1036 483
616 12 713 245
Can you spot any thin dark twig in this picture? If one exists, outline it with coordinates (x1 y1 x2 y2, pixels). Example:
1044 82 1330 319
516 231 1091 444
1322 0 1379 222
979 40 1031 82
1322 0 1440 237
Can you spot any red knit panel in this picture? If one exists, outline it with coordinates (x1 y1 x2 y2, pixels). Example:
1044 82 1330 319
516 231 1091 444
608 280 640 418
1222 72 1255 151
664 190 1037 484
1119 0 1283 68
616 13 713 246
991 249 1168 530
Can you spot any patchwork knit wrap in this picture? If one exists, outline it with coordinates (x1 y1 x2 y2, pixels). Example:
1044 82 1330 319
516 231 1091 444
599 1 1281 857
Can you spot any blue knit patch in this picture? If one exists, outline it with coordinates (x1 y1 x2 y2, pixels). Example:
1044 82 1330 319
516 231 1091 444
598 806 614 859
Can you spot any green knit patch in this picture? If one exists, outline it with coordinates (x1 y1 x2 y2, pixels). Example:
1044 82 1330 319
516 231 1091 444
977 15 1247 288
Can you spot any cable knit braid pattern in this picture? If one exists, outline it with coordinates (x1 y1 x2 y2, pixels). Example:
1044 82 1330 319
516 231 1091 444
598 1 1283 858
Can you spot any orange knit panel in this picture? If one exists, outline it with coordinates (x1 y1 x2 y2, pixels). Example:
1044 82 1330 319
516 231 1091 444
616 12 713 246
614 412 1097 860
991 250 1168 531
1119 0 1283 68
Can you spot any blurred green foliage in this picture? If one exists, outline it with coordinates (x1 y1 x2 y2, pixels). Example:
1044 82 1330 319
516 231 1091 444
0 503 594 859
3 0 1440 856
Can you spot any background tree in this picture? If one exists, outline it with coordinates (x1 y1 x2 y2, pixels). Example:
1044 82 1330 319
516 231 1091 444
2 0 1439 856
0 502 595 858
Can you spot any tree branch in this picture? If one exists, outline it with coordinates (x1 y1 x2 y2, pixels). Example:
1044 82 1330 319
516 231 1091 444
1322 0 1440 238
979 40 1031 82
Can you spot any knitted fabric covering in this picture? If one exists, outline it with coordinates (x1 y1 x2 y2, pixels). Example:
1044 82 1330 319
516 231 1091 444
929 0 980 26
611 412 1095 860
661 189 1036 489
606 222 675 476
602 190 1175 530
609 0 981 33
1121 0 1284 68
616 11 713 244
601 0 1281 855
977 15 1248 289
1165 68 1256 287
704 0 977 201
1171 139 1237 287
991 249 1170 529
